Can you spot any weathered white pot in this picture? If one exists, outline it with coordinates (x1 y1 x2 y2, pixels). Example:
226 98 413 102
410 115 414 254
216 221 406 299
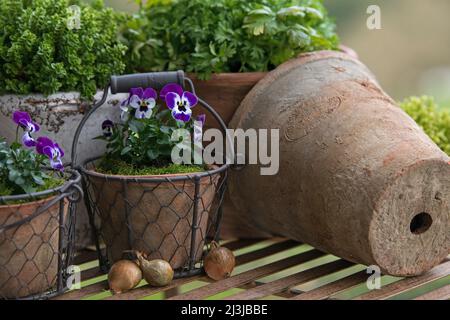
0 90 128 248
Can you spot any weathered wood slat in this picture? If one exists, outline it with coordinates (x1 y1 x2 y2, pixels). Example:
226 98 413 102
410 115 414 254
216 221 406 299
81 266 102 281
224 260 353 300
168 249 325 300
53 281 108 300
413 284 450 300
222 239 262 251
106 276 206 300
291 270 368 300
73 250 99 265
354 261 450 300
233 240 299 265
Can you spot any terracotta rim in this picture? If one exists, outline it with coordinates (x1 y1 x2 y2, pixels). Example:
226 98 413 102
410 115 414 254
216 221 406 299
0 195 57 211
81 158 227 182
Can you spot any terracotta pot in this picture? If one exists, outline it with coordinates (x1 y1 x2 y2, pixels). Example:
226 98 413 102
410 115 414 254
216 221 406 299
85 164 221 270
223 50 450 276
188 72 267 129
0 196 68 299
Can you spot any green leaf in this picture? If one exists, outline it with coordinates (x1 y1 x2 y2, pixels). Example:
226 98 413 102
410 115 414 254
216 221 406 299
277 6 306 18
120 146 132 155
128 119 144 133
147 149 160 160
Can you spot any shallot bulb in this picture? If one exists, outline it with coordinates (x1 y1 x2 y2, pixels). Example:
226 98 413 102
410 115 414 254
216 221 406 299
204 241 235 280
137 253 174 287
108 260 142 294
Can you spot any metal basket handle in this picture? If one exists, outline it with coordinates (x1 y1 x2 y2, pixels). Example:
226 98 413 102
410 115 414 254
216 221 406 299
71 71 235 168
110 70 185 94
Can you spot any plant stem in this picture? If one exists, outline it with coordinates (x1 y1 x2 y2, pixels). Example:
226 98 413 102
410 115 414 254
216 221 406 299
15 126 19 143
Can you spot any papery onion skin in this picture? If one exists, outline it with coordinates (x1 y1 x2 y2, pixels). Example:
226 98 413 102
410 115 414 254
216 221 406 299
108 260 142 294
204 242 236 281
138 255 174 287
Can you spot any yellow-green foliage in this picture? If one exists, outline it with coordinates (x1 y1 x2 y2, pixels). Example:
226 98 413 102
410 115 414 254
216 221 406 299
400 96 450 155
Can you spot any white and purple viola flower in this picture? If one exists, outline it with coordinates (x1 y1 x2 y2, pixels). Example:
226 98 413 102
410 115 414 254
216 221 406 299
102 120 114 138
12 111 40 147
160 83 198 123
36 137 65 171
121 87 157 120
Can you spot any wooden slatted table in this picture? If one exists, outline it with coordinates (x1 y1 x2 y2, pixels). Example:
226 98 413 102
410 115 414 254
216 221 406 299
55 239 450 300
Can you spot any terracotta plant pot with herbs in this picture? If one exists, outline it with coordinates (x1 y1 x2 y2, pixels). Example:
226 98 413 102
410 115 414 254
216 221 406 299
0 112 78 299
79 80 226 271
122 0 340 129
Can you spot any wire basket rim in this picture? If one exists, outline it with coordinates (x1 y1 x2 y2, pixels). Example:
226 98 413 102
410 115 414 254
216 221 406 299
79 156 230 183
0 168 81 203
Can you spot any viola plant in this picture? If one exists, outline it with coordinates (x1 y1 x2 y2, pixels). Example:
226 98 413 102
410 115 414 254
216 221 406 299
13 111 40 147
96 83 206 175
0 112 65 197
160 84 199 123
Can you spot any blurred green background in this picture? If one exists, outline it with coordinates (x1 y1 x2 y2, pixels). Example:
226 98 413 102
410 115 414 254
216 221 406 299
97 0 450 107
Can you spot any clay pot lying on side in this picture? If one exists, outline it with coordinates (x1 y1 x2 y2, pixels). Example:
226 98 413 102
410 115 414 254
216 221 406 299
188 72 267 130
0 197 68 299
83 162 222 270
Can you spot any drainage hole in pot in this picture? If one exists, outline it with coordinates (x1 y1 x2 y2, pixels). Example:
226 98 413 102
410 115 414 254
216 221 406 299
410 212 433 235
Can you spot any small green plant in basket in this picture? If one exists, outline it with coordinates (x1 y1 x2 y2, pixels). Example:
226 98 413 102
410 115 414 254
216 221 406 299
0 111 66 198
96 84 207 175
0 111 79 300
85 82 226 270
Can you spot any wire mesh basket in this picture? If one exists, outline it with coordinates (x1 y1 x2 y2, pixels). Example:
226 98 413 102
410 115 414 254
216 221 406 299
72 71 232 277
0 169 83 300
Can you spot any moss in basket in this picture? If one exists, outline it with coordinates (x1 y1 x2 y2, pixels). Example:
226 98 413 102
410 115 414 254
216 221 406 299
96 158 206 176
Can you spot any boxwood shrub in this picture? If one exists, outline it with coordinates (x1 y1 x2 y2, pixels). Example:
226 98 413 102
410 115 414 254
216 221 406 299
0 0 126 98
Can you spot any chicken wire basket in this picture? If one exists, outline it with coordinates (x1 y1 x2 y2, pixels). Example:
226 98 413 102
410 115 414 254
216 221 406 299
72 71 232 277
0 169 82 300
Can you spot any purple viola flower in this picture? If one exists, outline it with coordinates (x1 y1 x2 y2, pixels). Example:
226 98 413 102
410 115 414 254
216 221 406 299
160 83 198 123
36 137 64 171
121 87 157 120
102 120 114 138
196 114 206 127
12 111 40 147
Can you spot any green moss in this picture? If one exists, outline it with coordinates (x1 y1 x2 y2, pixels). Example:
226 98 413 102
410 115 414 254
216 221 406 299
37 176 66 192
96 159 207 176
0 181 13 197
0 176 65 204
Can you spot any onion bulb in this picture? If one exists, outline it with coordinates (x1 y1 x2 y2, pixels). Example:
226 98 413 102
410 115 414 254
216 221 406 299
108 260 142 294
204 241 235 280
137 253 174 287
